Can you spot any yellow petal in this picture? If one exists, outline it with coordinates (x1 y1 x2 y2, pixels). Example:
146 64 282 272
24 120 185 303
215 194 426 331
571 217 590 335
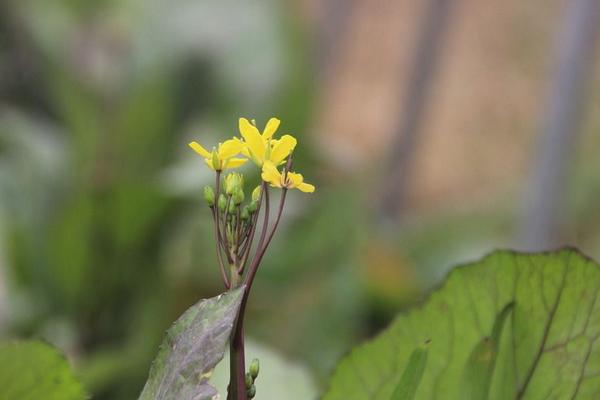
261 161 282 187
262 118 280 139
286 171 315 192
269 135 297 165
286 171 304 187
234 137 251 157
298 182 315 193
239 118 265 163
219 139 243 159
297 182 315 193
189 141 212 158
224 158 248 169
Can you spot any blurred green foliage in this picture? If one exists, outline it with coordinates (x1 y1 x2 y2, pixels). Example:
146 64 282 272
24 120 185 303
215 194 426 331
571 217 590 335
3 1 600 399
0 341 87 400
0 1 357 398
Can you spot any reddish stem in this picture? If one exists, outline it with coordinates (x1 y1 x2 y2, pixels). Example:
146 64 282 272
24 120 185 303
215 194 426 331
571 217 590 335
227 156 292 400
213 171 230 289
228 189 288 400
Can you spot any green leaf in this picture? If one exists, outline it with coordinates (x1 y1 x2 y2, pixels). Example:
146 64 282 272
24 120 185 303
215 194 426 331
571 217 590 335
391 343 429 400
324 249 600 399
0 341 87 400
139 287 244 400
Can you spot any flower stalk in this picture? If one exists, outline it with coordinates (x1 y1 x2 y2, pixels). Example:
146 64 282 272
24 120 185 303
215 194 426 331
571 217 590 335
189 117 315 400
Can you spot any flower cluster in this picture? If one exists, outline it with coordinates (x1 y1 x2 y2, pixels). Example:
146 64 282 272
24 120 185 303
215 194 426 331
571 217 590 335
189 117 315 399
190 117 314 192
189 117 315 290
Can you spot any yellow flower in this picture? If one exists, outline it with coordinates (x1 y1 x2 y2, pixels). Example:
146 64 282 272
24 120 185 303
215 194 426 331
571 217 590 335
238 117 297 166
189 139 247 171
261 161 315 193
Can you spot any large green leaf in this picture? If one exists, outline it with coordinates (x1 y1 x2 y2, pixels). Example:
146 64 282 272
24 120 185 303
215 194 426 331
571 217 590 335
139 287 244 400
0 341 87 400
324 249 600 399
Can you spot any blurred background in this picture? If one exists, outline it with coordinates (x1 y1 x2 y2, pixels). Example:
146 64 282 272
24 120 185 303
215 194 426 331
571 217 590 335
1 0 599 398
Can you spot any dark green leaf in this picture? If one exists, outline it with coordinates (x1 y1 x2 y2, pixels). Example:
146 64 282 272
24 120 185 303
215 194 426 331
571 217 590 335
139 287 244 400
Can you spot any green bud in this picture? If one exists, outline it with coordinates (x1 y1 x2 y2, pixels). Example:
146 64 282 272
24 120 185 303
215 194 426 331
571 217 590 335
233 187 245 205
251 185 262 202
224 173 244 195
218 194 227 212
228 201 237 214
249 358 260 380
247 385 256 398
211 148 220 170
245 373 254 389
241 206 250 221
203 186 215 206
248 200 259 213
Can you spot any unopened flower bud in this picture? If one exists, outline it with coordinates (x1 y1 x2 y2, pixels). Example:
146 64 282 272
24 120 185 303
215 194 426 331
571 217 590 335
249 358 260 380
248 200 259 213
245 373 253 389
247 385 256 398
211 148 220 170
233 188 245 205
218 194 227 212
251 186 262 203
203 186 215 206
228 201 237 214
224 173 243 195
241 206 250 220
